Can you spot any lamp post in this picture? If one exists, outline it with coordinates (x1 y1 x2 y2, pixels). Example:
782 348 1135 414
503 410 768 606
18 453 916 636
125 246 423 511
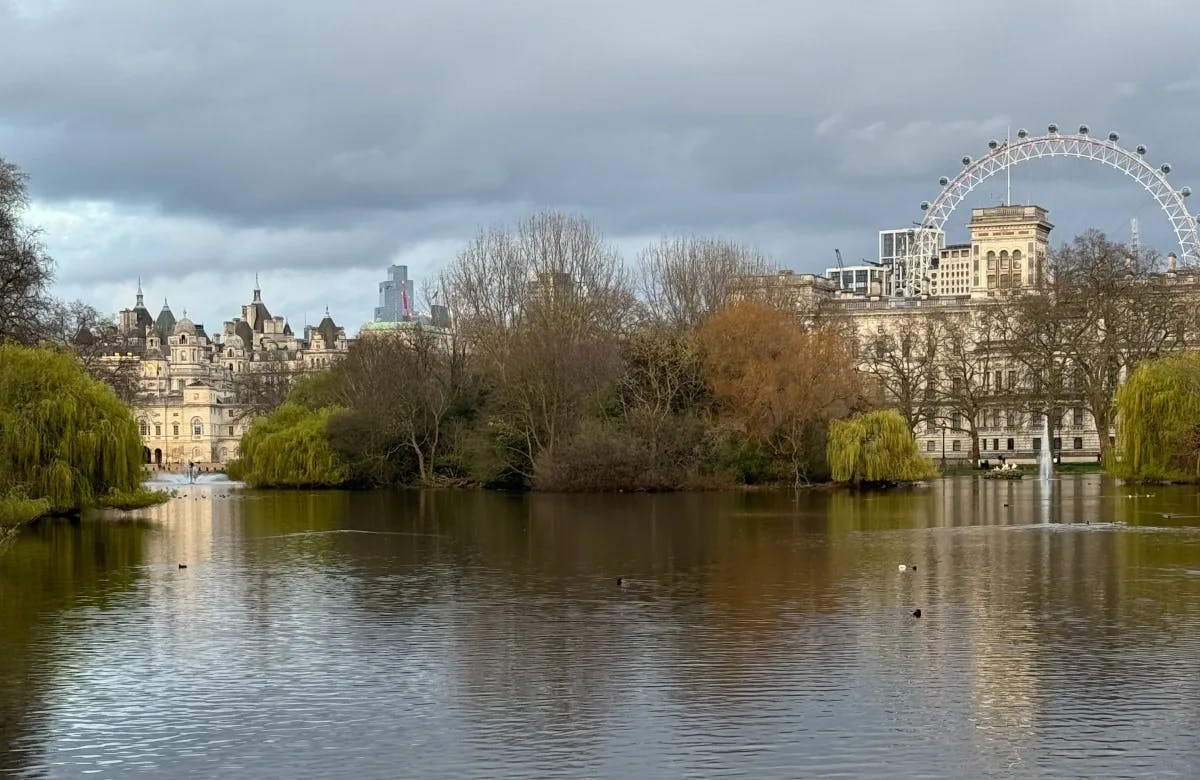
940 426 947 469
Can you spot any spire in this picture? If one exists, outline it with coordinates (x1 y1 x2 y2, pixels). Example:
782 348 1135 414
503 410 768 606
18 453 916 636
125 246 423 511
324 305 330 317
136 277 144 307
253 273 262 302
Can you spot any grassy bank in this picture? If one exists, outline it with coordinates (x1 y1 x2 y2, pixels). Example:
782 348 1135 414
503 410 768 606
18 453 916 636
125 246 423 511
96 488 172 511
0 494 52 528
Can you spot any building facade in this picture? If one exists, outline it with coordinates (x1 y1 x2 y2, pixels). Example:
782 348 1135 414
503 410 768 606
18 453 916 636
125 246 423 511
878 227 945 296
784 205 1198 464
105 280 350 466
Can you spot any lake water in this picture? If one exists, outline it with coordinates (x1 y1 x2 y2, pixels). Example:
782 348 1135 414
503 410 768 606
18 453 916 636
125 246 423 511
2 476 1199 778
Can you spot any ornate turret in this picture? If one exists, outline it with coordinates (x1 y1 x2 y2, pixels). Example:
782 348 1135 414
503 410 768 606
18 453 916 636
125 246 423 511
244 275 273 332
119 279 156 336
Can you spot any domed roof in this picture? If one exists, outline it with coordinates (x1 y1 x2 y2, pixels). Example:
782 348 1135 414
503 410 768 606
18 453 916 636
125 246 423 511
173 318 196 337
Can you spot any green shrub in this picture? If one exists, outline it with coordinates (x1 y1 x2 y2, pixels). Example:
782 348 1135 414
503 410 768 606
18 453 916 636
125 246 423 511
707 435 777 485
96 488 171 511
224 458 245 482
1114 353 1200 482
235 403 350 487
828 409 939 486
0 492 51 527
0 345 146 513
288 371 343 410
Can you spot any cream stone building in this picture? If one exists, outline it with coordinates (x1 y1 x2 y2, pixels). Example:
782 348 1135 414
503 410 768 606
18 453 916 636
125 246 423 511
791 204 1200 463
104 280 350 467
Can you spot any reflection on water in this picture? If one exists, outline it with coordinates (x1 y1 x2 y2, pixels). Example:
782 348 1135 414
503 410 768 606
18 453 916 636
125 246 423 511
1 477 1199 778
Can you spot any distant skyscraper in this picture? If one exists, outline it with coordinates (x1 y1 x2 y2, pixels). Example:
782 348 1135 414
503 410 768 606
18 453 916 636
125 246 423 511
375 264 415 322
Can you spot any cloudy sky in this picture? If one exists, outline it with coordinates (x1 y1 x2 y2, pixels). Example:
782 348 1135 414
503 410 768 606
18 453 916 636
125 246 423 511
3 0 1198 332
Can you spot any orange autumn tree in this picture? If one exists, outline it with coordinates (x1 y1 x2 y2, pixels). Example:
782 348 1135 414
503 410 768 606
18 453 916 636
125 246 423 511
698 301 877 485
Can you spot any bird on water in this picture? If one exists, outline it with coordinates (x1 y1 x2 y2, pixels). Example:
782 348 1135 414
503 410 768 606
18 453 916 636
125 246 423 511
178 563 187 569
616 577 627 587
912 609 922 618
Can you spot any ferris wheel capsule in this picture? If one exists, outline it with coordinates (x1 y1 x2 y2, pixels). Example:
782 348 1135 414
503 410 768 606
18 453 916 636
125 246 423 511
962 156 972 166
938 176 949 186
1162 163 1172 174
920 201 930 211
1017 128 1028 138
1078 124 1089 135
1137 145 1148 155
1108 131 1120 142
1048 123 1059 133
1182 186 1192 197
988 139 999 149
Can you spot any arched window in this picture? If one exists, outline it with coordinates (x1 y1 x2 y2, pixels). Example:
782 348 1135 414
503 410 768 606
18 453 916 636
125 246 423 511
191 417 203 437
138 419 148 436
1011 249 1022 267
986 250 996 270
1000 250 1010 268
180 335 187 344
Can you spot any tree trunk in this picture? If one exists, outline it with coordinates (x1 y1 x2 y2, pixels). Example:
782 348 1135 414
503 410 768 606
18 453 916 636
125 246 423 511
410 431 426 483
1093 405 1113 466
969 428 980 467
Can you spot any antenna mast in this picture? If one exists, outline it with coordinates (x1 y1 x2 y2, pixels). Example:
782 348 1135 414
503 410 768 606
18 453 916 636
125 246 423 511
1006 126 1012 206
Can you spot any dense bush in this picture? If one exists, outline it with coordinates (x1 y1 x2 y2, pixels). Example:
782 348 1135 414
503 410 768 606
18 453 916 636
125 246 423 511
533 418 708 491
828 409 938 486
0 492 51 527
233 403 350 487
1113 353 1200 482
0 345 159 516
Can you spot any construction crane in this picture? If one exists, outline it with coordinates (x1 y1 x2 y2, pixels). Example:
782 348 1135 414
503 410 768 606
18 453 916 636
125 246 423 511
833 249 848 290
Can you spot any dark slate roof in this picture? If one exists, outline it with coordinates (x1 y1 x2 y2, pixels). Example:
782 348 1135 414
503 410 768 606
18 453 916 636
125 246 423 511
316 315 339 348
235 319 255 350
156 303 176 343
283 321 293 336
194 323 208 339
72 327 97 346
249 302 272 332
132 304 154 329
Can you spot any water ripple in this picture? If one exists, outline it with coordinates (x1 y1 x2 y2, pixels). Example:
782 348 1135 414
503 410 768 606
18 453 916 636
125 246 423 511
1 479 1198 778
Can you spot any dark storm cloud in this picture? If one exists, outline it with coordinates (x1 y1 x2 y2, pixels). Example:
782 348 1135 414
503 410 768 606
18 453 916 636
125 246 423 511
2 0 1199 326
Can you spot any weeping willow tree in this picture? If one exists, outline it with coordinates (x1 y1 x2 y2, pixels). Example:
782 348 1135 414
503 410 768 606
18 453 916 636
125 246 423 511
828 409 939 486
230 403 350 487
1113 353 1200 483
0 345 148 516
